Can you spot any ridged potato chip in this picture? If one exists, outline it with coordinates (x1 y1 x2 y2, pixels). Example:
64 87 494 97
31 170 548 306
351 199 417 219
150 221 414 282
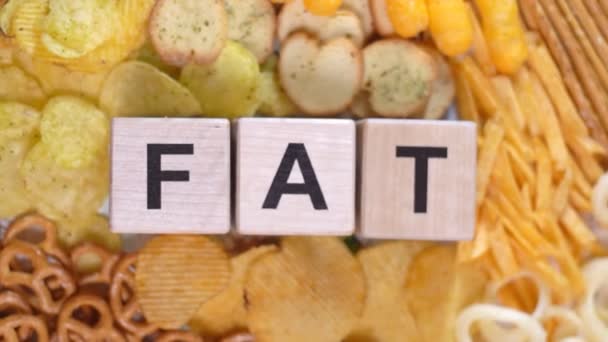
0 65 46 106
40 96 109 169
180 41 260 118
15 51 109 100
190 245 278 336
0 0 23 35
13 0 154 72
0 102 39 217
404 245 488 342
136 235 231 330
20 142 109 223
41 0 119 58
347 241 430 342
0 37 12 65
99 61 201 117
245 236 366 342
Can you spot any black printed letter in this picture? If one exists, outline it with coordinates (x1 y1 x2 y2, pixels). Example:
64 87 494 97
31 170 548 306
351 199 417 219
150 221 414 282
396 146 448 213
147 144 194 210
262 143 328 210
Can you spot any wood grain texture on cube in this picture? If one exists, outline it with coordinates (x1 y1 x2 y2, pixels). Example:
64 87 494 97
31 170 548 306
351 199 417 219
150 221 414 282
358 119 476 240
236 118 356 236
110 118 230 234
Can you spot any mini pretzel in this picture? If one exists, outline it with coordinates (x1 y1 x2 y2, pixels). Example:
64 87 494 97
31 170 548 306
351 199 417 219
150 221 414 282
0 314 49 342
29 265 77 315
0 291 32 317
156 331 203 342
0 242 76 315
70 243 121 287
220 333 255 342
4 214 70 266
57 294 126 342
0 241 49 286
110 254 158 338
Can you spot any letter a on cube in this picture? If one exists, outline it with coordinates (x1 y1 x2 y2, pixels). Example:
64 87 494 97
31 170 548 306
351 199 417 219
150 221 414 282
110 118 230 234
236 118 356 236
358 119 476 240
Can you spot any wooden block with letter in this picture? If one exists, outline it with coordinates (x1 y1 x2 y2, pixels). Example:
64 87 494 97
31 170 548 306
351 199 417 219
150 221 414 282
236 118 356 235
110 118 230 234
358 119 476 240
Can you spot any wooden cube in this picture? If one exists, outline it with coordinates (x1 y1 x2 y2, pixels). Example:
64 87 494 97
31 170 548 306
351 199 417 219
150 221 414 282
236 118 356 236
358 119 476 240
110 118 230 234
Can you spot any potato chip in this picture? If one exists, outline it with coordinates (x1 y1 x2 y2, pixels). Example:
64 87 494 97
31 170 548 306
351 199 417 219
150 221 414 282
41 0 119 57
346 241 429 342
20 142 109 222
99 61 201 117
16 52 109 100
56 214 122 252
245 236 365 342
0 65 46 106
189 245 278 337
13 0 153 72
0 102 39 217
405 245 488 342
0 0 23 35
180 41 260 118
40 96 108 169
136 235 231 330
257 69 298 117
135 40 180 78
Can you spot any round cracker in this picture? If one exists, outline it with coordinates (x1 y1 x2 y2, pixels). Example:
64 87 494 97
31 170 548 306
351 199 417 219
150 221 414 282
136 235 231 329
245 236 366 342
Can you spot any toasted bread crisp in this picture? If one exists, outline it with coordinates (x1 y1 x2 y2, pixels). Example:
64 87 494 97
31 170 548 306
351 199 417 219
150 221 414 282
363 39 436 117
279 33 363 116
149 0 227 67
224 0 275 63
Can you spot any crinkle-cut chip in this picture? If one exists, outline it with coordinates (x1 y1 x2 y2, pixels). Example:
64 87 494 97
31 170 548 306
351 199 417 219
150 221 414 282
136 235 231 330
100 61 201 117
0 101 40 141
245 236 366 342
190 245 278 336
16 52 109 100
40 96 108 169
20 143 109 223
56 214 122 252
41 0 119 58
0 37 13 65
404 245 489 342
0 0 24 35
346 241 430 342
13 0 153 72
180 41 260 118
0 65 46 106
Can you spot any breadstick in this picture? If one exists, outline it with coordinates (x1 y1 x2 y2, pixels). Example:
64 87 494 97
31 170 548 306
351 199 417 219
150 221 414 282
538 0 608 135
557 0 608 92
583 0 608 42
520 0 608 150
600 1 608 17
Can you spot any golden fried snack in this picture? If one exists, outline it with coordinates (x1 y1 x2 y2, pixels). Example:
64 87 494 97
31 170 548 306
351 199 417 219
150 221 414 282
520 0 608 149
70 243 120 287
57 295 125 341
220 333 255 342
0 315 49 342
110 254 158 338
156 331 203 342
0 291 32 317
4 213 70 266
0 241 76 315
584 0 608 41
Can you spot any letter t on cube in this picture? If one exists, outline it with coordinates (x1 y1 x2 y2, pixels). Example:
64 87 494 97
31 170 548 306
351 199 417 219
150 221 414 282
110 118 231 234
358 119 477 240
236 118 356 236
